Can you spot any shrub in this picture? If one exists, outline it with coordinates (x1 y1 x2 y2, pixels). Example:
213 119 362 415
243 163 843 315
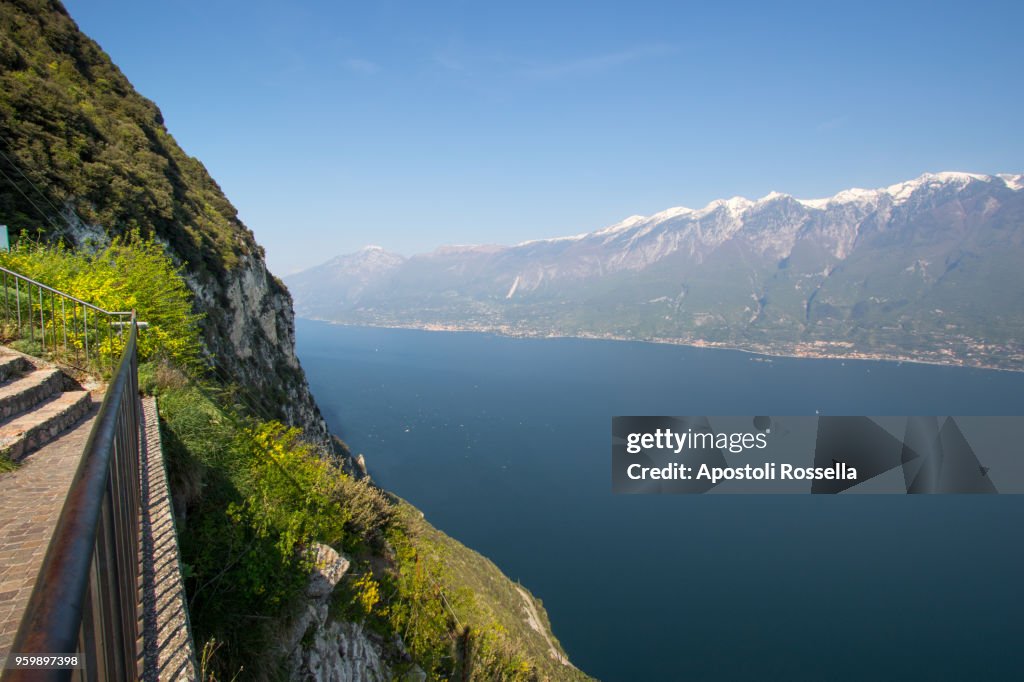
0 231 203 370
332 476 394 547
233 421 349 558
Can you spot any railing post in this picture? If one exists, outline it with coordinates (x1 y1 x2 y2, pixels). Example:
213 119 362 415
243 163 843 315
50 291 57 354
27 281 32 344
72 301 79 365
38 285 44 352
83 307 89 366
80 567 102 682
14 276 21 331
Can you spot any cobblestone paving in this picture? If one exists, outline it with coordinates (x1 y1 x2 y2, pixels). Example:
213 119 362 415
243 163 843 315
138 396 198 680
0 408 98 667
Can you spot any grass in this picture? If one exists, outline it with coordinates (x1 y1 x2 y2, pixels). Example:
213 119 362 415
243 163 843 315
0 451 17 474
389 502 592 681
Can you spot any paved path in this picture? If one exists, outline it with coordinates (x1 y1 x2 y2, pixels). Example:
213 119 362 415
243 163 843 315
138 396 198 681
0 407 98 667
0 397 198 678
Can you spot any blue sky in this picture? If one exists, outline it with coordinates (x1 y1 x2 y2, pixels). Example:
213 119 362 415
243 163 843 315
64 0 1023 274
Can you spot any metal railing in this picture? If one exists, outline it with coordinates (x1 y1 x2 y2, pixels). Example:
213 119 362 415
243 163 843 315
0 266 133 374
3 314 142 681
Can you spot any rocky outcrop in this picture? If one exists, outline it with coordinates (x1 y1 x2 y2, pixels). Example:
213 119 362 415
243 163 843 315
57 219 331 448
182 251 329 447
291 619 390 682
282 543 391 682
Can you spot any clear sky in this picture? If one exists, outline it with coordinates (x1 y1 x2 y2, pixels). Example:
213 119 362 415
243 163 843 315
63 0 1023 275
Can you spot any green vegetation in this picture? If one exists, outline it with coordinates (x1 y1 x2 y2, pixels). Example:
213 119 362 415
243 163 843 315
1 0 308 430
0 1 257 276
0 232 203 370
382 504 592 682
5 234 585 680
0 451 16 473
152 377 341 677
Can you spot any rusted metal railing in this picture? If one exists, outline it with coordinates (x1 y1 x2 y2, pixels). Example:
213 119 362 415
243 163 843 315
0 266 132 374
2 314 142 681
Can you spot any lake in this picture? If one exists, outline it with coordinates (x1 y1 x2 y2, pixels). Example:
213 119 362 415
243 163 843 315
295 319 1024 681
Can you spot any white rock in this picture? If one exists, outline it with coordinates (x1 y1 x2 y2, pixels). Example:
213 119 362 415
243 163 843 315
306 543 351 599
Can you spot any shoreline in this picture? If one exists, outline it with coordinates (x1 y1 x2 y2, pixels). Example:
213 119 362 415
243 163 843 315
297 317 1024 375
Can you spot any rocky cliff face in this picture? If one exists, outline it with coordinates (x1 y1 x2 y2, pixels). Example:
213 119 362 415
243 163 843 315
0 0 328 443
182 251 328 445
281 544 393 682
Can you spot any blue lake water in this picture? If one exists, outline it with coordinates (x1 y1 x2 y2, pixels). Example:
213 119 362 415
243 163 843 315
295 319 1024 681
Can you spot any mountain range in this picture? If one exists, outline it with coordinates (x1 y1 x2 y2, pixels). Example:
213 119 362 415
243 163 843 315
288 172 1024 370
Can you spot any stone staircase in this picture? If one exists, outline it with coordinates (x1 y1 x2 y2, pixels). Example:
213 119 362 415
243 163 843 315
0 347 101 665
0 349 96 462
0 335 199 675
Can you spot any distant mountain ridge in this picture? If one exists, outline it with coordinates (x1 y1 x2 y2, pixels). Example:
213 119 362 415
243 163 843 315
288 172 1024 370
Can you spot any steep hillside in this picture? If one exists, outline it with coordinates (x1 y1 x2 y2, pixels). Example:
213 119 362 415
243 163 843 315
289 172 1024 370
0 0 326 440
0 3 592 679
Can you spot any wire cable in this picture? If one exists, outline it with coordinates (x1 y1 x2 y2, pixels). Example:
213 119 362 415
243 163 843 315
0 163 64 233
0 132 92 235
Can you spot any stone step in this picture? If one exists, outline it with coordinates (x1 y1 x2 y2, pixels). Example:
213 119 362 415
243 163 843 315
0 368 64 422
0 354 31 385
0 391 93 462
0 407 99 665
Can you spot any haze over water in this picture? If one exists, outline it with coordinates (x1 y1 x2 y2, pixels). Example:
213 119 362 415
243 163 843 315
296 319 1024 681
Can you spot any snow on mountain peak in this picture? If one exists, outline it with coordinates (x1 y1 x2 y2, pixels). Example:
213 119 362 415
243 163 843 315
693 196 753 218
355 245 404 262
296 171 1021 292
516 232 590 247
518 172 1018 253
921 171 989 184
998 173 1024 191
788 172 1012 210
593 214 651 237
877 171 1011 203
585 172 1016 246
837 187 881 202
649 206 695 222
796 197 830 209
724 196 754 211
759 191 789 203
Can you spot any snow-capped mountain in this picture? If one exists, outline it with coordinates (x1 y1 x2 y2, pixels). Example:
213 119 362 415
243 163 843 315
286 172 1024 369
